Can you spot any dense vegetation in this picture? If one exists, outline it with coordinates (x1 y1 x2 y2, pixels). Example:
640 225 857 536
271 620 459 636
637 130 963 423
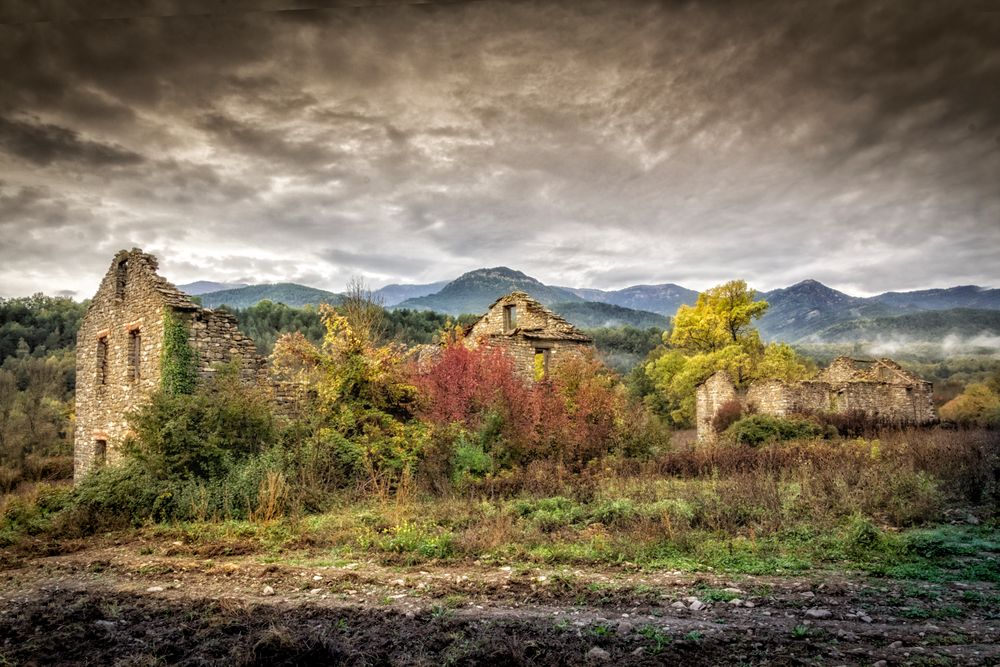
0 295 85 363
0 296 83 490
1 284 997 589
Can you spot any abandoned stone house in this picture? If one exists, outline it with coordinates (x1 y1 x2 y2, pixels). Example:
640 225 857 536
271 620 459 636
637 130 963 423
74 249 266 480
463 291 593 380
696 356 937 441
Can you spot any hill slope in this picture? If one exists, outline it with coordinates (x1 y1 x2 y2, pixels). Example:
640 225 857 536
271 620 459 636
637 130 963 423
374 281 450 307
395 267 582 315
872 286 1000 312
562 284 698 316
198 283 342 309
547 301 668 329
757 280 899 341
178 281 248 295
808 308 1000 344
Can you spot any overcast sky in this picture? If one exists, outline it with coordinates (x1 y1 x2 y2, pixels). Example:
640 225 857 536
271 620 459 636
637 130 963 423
1 0 998 299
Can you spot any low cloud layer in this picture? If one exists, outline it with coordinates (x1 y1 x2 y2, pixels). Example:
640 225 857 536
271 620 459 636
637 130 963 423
1 0 998 299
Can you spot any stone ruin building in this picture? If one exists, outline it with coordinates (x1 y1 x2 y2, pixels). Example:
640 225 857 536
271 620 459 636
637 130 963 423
696 356 937 442
73 255 598 481
463 291 593 380
74 249 266 479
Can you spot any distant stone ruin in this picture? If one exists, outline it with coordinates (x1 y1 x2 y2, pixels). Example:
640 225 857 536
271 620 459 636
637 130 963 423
74 249 269 479
696 357 937 442
464 291 593 380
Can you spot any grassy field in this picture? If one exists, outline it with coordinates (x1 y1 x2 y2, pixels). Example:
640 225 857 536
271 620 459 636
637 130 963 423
1 426 997 665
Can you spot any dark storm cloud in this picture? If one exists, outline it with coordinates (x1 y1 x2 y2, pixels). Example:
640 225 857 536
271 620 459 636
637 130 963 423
0 117 144 167
0 0 998 298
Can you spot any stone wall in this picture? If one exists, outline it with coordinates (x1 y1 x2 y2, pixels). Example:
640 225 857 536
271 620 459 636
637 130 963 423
467 293 552 339
465 291 593 381
483 335 590 382
74 249 267 481
74 250 172 478
188 308 267 383
695 371 739 442
696 357 937 442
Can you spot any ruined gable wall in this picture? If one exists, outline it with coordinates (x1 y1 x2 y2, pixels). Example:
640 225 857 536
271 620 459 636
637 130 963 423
816 357 859 384
467 293 549 339
74 253 170 479
695 372 737 442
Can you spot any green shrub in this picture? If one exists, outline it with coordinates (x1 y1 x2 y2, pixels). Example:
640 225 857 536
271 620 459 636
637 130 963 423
451 431 494 485
844 514 885 559
724 414 824 446
67 459 173 531
589 498 638 527
513 496 585 532
125 364 276 480
375 522 455 560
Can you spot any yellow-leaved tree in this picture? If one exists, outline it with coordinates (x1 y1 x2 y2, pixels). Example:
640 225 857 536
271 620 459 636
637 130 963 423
644 280 814 427
272 300 427 498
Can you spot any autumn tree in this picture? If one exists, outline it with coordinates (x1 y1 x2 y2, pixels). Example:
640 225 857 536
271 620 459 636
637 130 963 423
644 280 814 427
340 277 386 345
670 280 768 353
271 304 425 496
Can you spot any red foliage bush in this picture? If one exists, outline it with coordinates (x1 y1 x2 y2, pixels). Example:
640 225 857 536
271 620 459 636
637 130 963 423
711 399 744 433
413 346 658 472
412 344 533 442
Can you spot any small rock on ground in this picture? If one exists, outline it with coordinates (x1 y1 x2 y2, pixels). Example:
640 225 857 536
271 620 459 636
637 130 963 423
586 647 610 661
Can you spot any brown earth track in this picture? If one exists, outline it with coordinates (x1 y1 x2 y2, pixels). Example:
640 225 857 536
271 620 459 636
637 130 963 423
1 540 998 666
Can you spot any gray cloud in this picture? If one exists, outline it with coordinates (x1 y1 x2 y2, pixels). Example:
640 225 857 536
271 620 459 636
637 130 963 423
0 0 998 298
0 116 144 167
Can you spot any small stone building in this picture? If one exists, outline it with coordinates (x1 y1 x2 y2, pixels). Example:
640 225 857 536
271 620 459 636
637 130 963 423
74 249 265 479
696 356 937 441
464 291 593 380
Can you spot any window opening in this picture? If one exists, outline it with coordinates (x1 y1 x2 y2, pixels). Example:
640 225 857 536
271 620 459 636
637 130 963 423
128 329 141 382
115 259 128 299
96 336 108 385
94 440 107 465
533 348 550 380
503 305 517 332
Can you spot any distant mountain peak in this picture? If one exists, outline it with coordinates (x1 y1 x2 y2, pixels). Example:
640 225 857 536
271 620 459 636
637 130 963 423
394 267 581 315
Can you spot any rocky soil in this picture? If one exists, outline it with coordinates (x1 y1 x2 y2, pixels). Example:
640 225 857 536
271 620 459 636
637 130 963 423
1 538 998 665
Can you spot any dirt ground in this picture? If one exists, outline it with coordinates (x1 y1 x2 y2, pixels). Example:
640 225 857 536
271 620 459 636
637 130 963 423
1 537 998 666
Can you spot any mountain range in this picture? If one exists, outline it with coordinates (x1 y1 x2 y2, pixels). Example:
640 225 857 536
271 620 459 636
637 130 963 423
188 268 1000 344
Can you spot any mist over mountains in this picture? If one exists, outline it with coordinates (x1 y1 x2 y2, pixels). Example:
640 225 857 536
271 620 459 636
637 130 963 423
189 268 1000 347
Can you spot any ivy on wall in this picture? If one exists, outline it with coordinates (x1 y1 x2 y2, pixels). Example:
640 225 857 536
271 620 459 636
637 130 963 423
161 311 198 395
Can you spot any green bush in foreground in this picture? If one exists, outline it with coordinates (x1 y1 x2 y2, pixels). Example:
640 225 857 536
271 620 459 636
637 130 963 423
724 414 825 446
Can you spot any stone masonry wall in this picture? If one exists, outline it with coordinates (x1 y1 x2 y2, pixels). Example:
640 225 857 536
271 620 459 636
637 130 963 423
466 293 553 340
188 308 267 384
74 251 170 478
695 371 738 442
74 249 268 481
484 335 589 382
697 359 937 442
465 292 593 381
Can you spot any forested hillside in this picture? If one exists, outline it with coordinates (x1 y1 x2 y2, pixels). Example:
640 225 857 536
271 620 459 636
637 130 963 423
198 283 342 309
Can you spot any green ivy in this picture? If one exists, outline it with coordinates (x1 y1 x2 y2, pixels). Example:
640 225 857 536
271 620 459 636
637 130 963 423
161 311 198 395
